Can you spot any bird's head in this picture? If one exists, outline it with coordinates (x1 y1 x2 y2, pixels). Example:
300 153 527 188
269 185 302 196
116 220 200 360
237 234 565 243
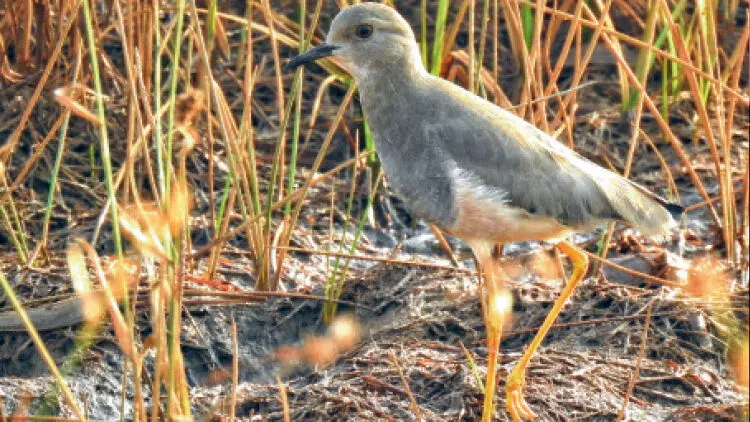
285 3 423 82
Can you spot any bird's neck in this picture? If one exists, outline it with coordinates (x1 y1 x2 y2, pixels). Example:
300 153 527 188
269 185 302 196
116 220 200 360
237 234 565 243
354 43 425 96
355 60 428 140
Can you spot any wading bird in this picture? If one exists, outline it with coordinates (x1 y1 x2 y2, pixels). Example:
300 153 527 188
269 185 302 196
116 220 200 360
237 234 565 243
286 3 681 420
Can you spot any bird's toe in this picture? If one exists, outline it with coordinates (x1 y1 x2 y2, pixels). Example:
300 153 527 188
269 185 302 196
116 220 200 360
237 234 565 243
505 371 537 421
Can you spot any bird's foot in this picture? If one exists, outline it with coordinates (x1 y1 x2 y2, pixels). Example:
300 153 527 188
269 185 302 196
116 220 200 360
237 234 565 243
505 367 536 421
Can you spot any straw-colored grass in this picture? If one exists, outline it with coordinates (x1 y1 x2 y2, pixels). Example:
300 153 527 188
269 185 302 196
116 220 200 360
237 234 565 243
0 1 746 420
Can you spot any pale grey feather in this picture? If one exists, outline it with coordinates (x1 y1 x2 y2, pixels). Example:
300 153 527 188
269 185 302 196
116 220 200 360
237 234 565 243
320 2 677 235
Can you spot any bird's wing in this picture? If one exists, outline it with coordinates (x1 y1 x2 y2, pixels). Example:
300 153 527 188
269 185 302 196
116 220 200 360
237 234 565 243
429 77 674 233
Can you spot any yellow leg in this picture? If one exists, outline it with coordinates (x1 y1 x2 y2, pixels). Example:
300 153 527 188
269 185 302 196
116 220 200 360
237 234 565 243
505 240 589 421
480 252 501 422
470 241 511 422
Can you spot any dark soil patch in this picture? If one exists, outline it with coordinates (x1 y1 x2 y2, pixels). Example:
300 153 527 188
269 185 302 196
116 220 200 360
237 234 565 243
1 247 748 420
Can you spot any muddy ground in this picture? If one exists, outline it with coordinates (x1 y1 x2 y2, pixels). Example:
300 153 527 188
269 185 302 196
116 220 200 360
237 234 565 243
0 212 748 421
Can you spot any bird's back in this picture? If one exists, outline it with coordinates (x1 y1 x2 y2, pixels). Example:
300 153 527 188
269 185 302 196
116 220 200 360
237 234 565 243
417 75 677 236
357 67 677 239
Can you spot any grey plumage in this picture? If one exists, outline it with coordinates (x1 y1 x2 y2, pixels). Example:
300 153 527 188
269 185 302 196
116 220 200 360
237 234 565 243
345 6 675 237
288 2 679 239
285 4 682 419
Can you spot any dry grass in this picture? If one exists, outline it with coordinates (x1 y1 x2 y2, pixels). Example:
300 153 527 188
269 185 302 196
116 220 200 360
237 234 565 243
0 0 747 420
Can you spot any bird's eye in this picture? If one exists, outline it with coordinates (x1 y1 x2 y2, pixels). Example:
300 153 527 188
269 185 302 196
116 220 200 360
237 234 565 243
355 24 373 39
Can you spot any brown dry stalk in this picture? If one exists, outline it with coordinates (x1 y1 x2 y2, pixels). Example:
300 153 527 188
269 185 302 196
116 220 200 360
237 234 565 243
278 245 476 274
0 2 80 162
230 315 239 421
579 3 721 226
0 273 85 420
277 376 291 422
616 302 653 421
389 351 423 422
658 0 734 259
518 0 748 104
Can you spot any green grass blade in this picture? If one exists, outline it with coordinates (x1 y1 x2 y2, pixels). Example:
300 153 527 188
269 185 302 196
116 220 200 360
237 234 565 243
521 4 534 50
165 0 187 201
286 0 307 215
80 0 122 257
430 0 450 75
421 0 428 67
323 170 383 321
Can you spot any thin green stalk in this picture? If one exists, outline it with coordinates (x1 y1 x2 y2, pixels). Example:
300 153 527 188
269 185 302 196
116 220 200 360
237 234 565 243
322 135 361 321
236 0 248 70
430 0 450 75
324 169 383 321
664 19 683 99
475 0 491 94
168 250 191 418
521 4 534 50
6 201 27 262
205 0 219 234
624 0 659 111
285 74 303 216
215 177 233 233
82 1 137 402
42 38 82 258
0 204 26 261
165 0 187 200
469 0 475 92
88 144 97 180
625 0 688 111
459 341 484 393
0 167 28 262
283 84 357 316
661 55 672 119
421 0 428 67
207 0 218 47
286 0 307 215
163 0 187 413
242 0 261 218
153 0 165 200
649 0 688 75
363 118 377 166
32 31 104 419
81 0 122 257
0 272 85 421
37 325 99 417
257 72 302 290
43 118 72 249
265 74 301 231
242 127 262 216
696 0 714 105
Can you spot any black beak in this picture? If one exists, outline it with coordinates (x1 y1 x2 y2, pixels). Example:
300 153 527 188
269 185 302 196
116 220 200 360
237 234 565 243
284 43 339 72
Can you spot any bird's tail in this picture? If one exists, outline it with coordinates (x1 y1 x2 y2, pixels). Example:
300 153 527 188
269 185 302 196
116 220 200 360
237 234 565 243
577 156 682 235
604 175 683 235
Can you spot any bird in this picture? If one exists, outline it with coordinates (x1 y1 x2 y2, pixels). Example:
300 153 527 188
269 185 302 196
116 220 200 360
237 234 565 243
285 3 681 420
